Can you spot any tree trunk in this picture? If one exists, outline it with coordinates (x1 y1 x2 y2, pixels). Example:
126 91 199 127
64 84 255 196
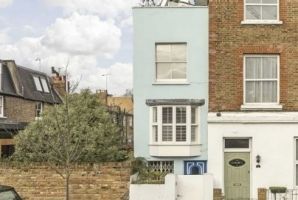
65 175 70 200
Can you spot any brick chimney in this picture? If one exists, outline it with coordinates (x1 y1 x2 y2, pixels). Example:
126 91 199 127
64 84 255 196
96 89 110 105
51 67 67 97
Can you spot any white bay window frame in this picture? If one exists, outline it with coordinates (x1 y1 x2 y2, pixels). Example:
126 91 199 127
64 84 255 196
242 0 282 24
150 105 199 145
242 54 281 110
295 138 298 187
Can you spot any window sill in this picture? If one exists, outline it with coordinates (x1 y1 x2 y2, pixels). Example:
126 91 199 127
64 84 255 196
241 104 283 111
241 20 283 25
153 81 190 85
0 116 7 119
149 144 201 157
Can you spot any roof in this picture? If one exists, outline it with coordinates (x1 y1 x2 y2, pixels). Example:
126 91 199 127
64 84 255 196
0 60 62 104
0 185 15 192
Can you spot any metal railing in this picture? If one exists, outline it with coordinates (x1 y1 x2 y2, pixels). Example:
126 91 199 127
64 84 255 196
267 190 298 200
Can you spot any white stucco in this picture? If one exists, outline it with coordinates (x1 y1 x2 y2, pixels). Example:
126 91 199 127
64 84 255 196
129 174 213 200
208 112 298 199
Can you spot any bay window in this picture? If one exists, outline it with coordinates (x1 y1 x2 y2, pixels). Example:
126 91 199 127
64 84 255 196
150 105 199 144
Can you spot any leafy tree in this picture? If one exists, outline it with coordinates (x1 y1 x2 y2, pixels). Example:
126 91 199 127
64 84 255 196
13 89 127 200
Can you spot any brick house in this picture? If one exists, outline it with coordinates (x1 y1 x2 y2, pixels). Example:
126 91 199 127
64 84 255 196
0 60 63 158
208 0 298 199
97 90 133 148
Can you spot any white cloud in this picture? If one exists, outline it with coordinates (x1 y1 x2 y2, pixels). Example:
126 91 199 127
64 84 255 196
0 3 132 95
41 13 121 58
109 63 133 95
120 16 133 28
45 0 136 19
0 29 11 44
0 0 13 8
0 36 132 95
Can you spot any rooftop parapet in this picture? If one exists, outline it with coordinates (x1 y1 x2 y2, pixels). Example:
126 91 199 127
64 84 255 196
138 0 208 7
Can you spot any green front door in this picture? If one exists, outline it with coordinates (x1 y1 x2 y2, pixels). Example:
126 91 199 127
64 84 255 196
224 152 250 200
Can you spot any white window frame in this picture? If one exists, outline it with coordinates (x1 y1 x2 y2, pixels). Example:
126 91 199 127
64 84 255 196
242 54 281 110
40 78 50 93
295 138 298 187
0 63 2 91
155 43 188 84
33 76 43 92
149 105 200 145
0 96 3 117
242 0 282 24
35 102 43 120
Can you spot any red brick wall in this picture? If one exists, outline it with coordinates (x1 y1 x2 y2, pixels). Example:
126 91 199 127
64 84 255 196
4 96 51 123
0 162 130 200
209 0 298 111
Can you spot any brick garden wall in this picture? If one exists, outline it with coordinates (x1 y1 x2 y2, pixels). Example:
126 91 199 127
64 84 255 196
0 162 130 200
209 0 298 111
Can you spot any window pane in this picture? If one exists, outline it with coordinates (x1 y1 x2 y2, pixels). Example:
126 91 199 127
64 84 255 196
296 165 298 186
33 76 42 91
176 107 186 123
246 81 261 103
262 0 277 4
162 107 172 123
246 57 262 79
262 81 277 102
172 63 186 79
246 0 261 3
246 5 261 20
225 139 249 148
171 44 186 62
191 126 197 142
162 126 172 141
157 63 172 79
262 57 277 78
40 78 50 93
176 126 186 142
152 107 157 123
262 6 277 20
153 125 158 142
296 140 298 161
36 102 43 118
191 107 197 124
156 44 171 62
0 96 2 115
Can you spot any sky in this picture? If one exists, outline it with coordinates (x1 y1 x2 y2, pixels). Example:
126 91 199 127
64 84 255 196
0 0 138 95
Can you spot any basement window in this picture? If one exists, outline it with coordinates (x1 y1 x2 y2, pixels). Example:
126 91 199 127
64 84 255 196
1 145 15 158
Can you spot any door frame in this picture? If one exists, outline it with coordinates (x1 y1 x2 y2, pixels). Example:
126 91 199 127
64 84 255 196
223 137 252 199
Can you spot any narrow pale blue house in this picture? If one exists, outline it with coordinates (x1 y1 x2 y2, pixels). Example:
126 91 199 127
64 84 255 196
133 0 208 175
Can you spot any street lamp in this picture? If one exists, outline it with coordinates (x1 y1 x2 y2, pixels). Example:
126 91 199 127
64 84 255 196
101 73 111 92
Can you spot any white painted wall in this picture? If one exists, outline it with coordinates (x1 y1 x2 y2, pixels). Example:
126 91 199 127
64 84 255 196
129 174 213 200
208 112 298 199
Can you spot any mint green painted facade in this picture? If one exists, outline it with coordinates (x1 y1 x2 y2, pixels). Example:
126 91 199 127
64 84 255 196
133 6 208 174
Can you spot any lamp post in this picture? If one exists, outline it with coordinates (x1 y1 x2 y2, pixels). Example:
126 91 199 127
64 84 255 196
101 73 111 92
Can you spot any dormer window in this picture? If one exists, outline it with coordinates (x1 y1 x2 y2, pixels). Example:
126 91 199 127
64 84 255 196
40 78 50 93
33 76 43 91
33 76 50 93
